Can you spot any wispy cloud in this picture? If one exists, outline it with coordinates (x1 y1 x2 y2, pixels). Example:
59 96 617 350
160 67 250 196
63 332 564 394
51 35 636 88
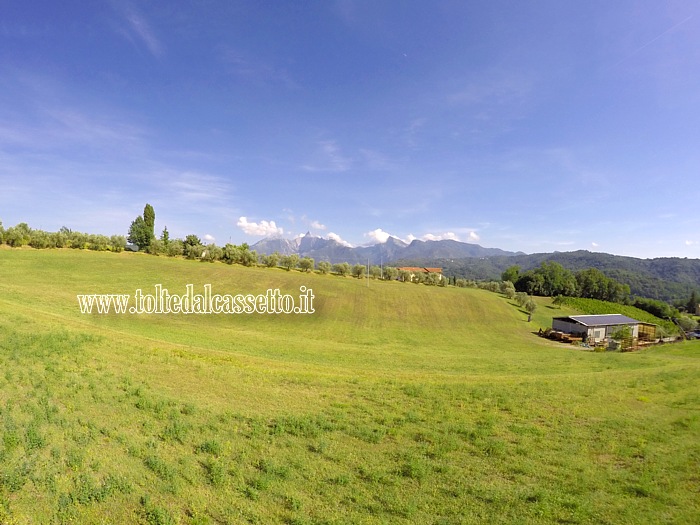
447 66 535 111
112 2 164 58
402 117 427 148
220 48 298 89
0 104 147 155
359 148 398 171
301 140 351 172
159 171 234 206
612 14 694 68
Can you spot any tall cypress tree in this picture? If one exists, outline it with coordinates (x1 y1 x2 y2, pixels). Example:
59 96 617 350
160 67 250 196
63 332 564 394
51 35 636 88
687 290 699 315
143 204 155 239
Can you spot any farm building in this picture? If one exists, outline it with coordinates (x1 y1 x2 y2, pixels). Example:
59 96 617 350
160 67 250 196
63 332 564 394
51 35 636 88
396 267 443 281
551 314 656 344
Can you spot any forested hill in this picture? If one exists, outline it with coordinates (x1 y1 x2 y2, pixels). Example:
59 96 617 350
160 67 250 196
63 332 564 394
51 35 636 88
392 250 700 301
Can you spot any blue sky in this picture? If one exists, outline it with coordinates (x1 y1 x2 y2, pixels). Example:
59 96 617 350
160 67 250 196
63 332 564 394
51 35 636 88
1 1 698 258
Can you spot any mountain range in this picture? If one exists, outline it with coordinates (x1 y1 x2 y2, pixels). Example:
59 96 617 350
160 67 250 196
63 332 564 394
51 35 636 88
251 232 523 265
252 233 700 301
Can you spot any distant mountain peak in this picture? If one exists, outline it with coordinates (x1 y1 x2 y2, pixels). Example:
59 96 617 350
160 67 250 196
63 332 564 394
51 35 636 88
251 234 521 264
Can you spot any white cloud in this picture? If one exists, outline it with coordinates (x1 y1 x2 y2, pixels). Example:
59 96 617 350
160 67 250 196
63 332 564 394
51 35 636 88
365 228 393 244
422 232 460 242
685 240 698 246
203 234 215 242
592 242 600 248
405 230 479 243
367 229 478 245
309 220 326 230
236 216 283 237
328 232 353 247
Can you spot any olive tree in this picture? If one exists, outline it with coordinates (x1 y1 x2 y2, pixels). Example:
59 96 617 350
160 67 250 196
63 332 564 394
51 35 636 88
280 254 300 271
352 264 366 279
299 257 315 272
332 262 351 276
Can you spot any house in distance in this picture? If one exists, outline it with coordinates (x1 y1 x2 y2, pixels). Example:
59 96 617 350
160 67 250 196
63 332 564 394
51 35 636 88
396 267 443 282
551 314 656 345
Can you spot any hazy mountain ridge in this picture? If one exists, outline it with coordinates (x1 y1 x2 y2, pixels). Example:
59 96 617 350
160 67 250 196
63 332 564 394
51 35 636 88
394 250 700 301
251 233 523 265
252 235 700 300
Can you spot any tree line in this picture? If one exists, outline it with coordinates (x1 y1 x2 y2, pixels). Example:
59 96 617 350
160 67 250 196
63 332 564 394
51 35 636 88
0 221 127 252
122 204 448 284
502 262 631 303
502 261 700 321
4 205 698 311
400 251 700 303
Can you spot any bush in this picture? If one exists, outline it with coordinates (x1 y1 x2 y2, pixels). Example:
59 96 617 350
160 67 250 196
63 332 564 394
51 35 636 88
332 262 351 276
500 280 516 299
4 224 31 247
185 244 204 260
352 264 366 279
146 239 166 256
398 270 413 282
29 230 50 249
167 240 184 257
201 244 222 262
88 234 111 251
633 297 678 319
383 267 398 280
425 272 441 286
524 298 537 314
514 292 529 307
261 252 280 268
478 281 500 293
299 257 315 272
676 316 697 332
110 235 127 252
280 254 300 271
317 260 331 274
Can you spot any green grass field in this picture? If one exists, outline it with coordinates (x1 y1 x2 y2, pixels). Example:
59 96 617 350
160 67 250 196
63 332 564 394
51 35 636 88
0 248 698 524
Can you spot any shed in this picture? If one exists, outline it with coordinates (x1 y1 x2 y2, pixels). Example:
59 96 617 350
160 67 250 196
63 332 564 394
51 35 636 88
552 314 641 343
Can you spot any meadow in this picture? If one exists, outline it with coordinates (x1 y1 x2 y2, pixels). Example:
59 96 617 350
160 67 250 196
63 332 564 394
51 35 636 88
0 248 698 524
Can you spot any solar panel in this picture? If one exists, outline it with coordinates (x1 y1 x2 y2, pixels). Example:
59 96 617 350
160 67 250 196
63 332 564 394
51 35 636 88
568 314 639 326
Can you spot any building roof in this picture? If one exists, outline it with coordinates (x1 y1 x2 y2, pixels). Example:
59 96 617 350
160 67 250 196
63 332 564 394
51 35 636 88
554 314 640 326
397 267 442 273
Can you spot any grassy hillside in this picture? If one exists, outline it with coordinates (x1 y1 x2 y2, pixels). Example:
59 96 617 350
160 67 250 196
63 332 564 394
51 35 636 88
0 249 698 524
